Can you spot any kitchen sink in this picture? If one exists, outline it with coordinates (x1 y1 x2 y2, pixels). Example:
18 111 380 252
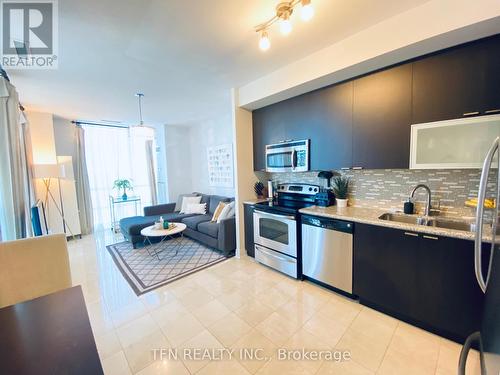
378 213 429 226
378 213 476 232
426 219 476 232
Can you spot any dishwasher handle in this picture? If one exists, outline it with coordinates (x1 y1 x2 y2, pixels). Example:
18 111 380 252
301 215 354 234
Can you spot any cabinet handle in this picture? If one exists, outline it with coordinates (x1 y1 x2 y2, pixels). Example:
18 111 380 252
485 109 500 114
352 166 363 170
463 111 480 117
404 232 419 237
341 167 350 170
423 235 439 240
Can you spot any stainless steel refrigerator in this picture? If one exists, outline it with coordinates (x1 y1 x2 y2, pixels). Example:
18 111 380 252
459 136 500 374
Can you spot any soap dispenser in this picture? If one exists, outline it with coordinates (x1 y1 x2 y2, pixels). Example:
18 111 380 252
404 199 414 214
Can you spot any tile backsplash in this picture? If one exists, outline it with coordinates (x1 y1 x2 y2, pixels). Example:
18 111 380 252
256 169 498 218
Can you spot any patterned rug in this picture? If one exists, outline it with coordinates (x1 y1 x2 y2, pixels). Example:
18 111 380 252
106 237 229 295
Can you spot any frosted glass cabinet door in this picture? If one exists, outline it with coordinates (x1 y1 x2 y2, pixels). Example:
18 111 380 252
410 115 500 169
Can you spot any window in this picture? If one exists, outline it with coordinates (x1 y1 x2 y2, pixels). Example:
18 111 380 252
83 124 156 229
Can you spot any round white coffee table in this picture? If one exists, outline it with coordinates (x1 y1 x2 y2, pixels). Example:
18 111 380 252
140 223 187 260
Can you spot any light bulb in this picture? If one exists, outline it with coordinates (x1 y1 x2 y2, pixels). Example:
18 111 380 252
259 32 270 51
301 2 314 21
279 18 292 35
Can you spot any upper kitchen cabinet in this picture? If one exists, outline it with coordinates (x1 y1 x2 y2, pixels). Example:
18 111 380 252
253 106 286 171
252 81 353 171
482 35 500 115
412 35 500 124
284 81 353 170
352 64 413 169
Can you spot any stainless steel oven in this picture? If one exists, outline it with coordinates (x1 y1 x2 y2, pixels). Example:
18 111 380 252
265 139 309 173
253 209 298 278
253 210 297 257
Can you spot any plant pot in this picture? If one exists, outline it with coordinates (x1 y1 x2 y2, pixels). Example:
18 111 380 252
122 193 128 200
336 198 348 208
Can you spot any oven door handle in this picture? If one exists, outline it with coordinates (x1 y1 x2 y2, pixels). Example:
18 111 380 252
254 210 295 221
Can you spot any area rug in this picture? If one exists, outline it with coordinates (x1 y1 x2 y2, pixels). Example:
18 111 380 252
106 237 229 295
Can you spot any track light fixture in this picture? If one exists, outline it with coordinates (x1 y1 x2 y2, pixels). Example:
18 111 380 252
255 0 315 51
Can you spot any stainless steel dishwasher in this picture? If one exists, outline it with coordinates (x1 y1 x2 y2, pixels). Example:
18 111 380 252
301 215 354 295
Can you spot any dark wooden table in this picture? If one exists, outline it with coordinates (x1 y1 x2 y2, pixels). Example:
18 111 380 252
0 286 104 375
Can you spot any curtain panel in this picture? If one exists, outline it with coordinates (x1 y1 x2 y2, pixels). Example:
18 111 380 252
146 139 158 206
0 77 32 240
75 126 94 234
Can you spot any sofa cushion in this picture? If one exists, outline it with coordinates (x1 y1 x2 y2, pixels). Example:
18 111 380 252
197 221 219 239
120 215 159 236
175 193 200 212
209 195 231 214
163 212 199 223
181 214 212 230
193 193 211 209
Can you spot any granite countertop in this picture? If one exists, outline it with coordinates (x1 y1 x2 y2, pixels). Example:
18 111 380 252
299 205 493 242
244 198 269 205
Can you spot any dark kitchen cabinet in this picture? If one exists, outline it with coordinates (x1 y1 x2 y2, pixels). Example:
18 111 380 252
482 35 500 115
244 203 255 257
352 64 413 169
416 234 484 341
412 35 500 123
252 109 286 171
252 35 500 171
252 81 353 171
283 82 353 170
354 223 485 342
353 224 419 318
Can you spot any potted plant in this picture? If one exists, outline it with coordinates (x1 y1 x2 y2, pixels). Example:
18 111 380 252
332 176 349 208
113 179 133 200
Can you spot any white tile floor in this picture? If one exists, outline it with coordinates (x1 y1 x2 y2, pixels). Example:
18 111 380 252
68 230 480 374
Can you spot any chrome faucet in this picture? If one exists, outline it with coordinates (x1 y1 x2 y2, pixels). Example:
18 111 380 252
410 184 432 216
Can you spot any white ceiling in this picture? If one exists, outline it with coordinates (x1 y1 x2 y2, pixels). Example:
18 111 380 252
9 0 431 125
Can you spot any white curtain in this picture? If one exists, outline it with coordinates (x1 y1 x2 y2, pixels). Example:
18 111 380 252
145 139 158 206
75 125 94 234
83 124 156 229
0 77 33 240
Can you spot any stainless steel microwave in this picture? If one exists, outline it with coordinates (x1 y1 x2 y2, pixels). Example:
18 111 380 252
265 139 310 172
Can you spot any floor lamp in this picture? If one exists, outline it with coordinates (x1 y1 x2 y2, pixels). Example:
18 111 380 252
33 163 72 236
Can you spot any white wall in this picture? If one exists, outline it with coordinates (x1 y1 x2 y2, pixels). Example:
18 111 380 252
164 125 193 202
164 111 236 202
189 113 235 198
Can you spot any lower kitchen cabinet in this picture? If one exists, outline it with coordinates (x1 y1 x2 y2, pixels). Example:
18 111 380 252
353 224 419 318
353 223 485 342
415 234 484 341
243 203 255 257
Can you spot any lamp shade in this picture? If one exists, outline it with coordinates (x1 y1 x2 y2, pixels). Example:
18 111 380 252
33 164 61 179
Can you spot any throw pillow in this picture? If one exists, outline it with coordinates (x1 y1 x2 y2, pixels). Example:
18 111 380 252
184 203 207 215
217 201 235 223
211 201 227 222
175 193 199 212
180 196 202 214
